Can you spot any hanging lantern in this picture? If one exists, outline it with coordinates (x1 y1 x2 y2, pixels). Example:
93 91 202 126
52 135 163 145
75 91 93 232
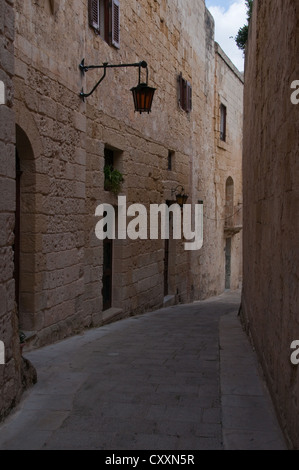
131 82 156 113
131 62 156 113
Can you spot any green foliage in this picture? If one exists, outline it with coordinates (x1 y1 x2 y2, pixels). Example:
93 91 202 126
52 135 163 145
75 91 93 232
235 25 249 51
245 0 253 20
104 165 124 195
235 0 253 51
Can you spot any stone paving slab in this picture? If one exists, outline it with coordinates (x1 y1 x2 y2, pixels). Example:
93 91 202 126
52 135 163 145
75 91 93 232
0 290 287 450
219 311 287 450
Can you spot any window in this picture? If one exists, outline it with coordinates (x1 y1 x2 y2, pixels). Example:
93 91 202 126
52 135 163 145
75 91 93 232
178 73 192 113
88 0 120 48
167 150 174 171
220 104 227 141
104 148 114 169
104 148 114 192
103 235 113 310
104 147 123 194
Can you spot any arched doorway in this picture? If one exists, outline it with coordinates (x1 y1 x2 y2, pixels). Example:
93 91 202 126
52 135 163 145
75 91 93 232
15 125 36 332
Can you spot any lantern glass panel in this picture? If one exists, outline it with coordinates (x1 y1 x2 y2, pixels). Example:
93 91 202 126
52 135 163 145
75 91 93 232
131 83 156 113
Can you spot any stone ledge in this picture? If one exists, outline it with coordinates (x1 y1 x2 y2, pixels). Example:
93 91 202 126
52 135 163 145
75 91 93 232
224 225 243 238
102 308 124 325
163 295 176 308
21 331 37 352
217 139 229 151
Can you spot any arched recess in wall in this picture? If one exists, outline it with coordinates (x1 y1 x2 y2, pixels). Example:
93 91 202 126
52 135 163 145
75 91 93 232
225 176 234 227
15 125 38 332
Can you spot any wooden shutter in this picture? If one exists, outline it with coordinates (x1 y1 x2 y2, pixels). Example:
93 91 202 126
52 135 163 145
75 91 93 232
182 78 187 111
178 73 185 110
89 0 100 31
111 0 120 48
178 73 191 112
186 82 192 113
220 104 227 141
178 73 182 108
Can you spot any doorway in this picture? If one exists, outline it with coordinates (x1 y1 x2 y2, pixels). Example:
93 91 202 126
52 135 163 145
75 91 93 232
102 237 113 311
163 205 176 297
225 237 231 290
164 237 169 296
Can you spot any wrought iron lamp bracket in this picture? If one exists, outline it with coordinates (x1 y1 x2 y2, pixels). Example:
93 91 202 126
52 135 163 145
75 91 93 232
79 59 148 101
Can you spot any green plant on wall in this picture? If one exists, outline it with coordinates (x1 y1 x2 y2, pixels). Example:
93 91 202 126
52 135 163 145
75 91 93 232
235 0 253 51
104 165 124 195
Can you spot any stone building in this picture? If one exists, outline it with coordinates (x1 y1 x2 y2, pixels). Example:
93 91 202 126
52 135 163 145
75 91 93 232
0 0 23 421
0 0 243 419
212 43 243 294
242 0 299 449
0 0 36 422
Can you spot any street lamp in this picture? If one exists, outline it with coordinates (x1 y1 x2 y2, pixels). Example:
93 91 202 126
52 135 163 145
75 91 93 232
171 185 189 207
79 59 156 114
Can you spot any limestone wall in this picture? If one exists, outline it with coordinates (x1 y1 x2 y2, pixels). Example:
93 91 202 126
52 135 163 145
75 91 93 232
242 0 299 448
11 0 243 350
213 44 243 293
14 0 88 345
0 0 23 421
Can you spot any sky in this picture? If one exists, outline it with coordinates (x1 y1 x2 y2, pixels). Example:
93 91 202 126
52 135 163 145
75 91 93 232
206 0 247 72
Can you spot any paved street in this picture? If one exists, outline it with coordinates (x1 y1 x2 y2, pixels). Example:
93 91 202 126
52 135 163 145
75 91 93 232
0 290 286 450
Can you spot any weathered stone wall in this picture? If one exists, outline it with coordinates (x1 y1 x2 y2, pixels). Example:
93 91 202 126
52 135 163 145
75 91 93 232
0 0 23 420
11 0 243 351
14 0 88 346
213 44 243 293
84 0 218 314
242 0 299 448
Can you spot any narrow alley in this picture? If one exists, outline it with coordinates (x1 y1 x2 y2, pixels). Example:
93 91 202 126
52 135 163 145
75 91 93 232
0 291 286 450
0 0 298 451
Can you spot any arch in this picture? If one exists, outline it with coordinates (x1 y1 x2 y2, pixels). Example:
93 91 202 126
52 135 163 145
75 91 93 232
15 101 44 160
16 125 34 159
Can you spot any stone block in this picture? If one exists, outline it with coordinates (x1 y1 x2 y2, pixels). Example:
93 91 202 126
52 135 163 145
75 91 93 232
0 39 14 75
0 247 14 283
74 147 86 166
4 2 14 42
38 95 57 120
73 111 86 133
0 105 14 143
